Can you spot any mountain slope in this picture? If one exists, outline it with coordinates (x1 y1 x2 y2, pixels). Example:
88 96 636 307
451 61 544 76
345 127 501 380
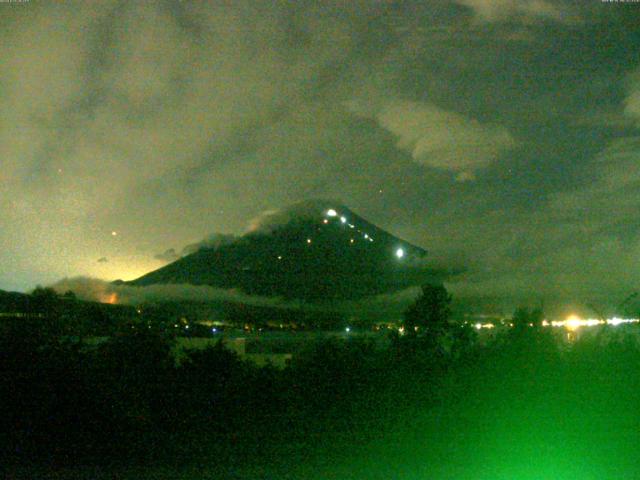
129 201 439 300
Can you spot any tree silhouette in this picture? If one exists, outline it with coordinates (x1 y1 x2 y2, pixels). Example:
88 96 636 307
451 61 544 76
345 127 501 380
30 286 59 311
512 306 544 331
62 290 77 301
403 283 452 336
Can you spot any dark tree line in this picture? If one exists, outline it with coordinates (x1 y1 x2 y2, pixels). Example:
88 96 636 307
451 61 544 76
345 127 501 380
4 282 640 474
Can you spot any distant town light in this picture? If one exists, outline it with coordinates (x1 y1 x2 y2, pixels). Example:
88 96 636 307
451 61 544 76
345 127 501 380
307 238 312 244
326 209 338 217
608 317 625 327
474 323 495 330
547 316 639 329
395 247 405 259
340 216 347 223
364 233 369 239
345 327 351 333
323 219 329 224
565 314 582 332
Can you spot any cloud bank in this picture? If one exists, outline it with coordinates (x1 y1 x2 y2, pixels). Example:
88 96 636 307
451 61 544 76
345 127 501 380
50 276 292 309
456 0 568 23
2 0 640 315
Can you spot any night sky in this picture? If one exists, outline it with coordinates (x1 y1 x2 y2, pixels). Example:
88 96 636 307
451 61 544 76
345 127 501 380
3 1 640 313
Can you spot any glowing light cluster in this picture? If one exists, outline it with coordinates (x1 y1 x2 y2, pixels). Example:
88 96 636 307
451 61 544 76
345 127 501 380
550 315 639 331
322 208 378 246
474 323 495 330
395 248 405 259
468 316 640 332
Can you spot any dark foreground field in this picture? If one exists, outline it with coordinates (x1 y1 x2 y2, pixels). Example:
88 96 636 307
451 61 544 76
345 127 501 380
4 322 640 479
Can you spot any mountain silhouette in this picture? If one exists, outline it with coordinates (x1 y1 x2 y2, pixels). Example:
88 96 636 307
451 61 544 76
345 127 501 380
129 200 440 300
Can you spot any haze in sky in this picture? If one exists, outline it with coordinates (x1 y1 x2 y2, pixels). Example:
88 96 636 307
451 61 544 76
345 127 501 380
2 1 640 313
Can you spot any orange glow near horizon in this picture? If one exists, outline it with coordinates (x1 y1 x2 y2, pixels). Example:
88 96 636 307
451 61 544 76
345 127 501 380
105 292 118 304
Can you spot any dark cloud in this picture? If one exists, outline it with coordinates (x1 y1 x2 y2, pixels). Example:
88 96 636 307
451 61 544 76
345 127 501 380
153 249 179 263
154 233 239 264
181 233 239 256
245 200 340 235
